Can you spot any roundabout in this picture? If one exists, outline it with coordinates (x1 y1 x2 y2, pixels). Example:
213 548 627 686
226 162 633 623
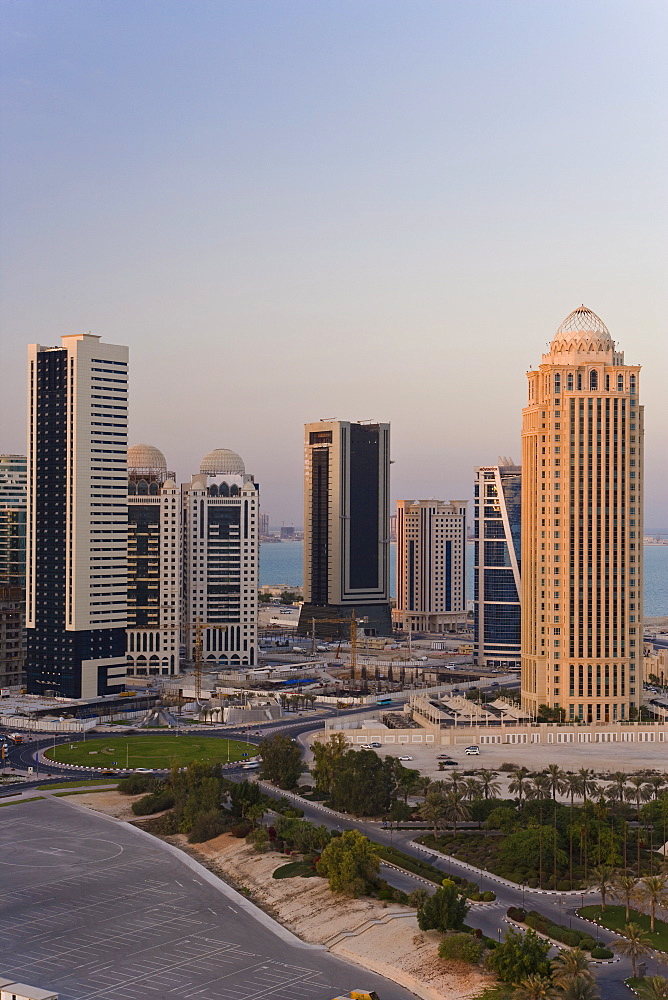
42 734 257 770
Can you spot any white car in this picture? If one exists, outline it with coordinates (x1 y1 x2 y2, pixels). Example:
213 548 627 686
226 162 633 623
359 744 372 750
398 755 413 761
464 746 480 755
133 767 154 773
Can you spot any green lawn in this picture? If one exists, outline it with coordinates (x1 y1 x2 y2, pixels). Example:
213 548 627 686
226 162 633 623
272 860 320 879
44 735 257 770
579 904 668 953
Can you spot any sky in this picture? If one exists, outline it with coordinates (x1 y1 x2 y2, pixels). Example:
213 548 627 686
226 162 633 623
1 0 666 529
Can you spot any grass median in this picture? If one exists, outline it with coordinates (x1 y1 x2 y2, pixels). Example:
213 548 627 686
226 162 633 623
579 903 668 952
43 735 257 770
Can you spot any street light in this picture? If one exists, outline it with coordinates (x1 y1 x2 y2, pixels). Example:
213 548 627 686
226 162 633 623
497 927 502 943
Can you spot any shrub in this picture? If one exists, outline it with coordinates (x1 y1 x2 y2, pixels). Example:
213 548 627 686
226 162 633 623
499 762 520 772
136 810 178 835
131 790 175 816
246 826 270 852
230 820 252 838
188 809 229 843
481 890 496 901
439 933 483 964
507 906 526 922
118 774 161 795
590 946 613 960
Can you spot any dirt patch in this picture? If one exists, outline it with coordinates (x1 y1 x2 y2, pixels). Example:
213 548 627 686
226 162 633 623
185 835 493 1000
62 789 144 821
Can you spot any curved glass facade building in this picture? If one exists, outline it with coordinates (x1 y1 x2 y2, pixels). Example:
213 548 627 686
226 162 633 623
473 462 521 669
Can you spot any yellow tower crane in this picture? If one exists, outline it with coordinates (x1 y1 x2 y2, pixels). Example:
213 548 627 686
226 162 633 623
182 618 229 701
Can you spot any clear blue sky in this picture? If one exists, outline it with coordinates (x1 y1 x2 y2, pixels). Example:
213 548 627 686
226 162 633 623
1 0 666 527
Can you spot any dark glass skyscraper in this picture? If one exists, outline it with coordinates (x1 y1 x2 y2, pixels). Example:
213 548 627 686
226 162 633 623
473 462 521 670
299 420 392 638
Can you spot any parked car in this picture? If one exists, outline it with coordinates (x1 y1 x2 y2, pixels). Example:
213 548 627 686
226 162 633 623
438 758 458 765
370 742 381 748
398 755 413 761
464 745 480 755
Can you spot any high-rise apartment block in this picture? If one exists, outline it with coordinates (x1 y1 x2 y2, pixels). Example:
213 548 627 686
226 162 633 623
182 449 259 668
521 306 642 721
473 462 521 669
259 512 270 537
394 499 467 633
0 456 27 688
299 420 392 638
126 445 180 677
26 334 128 698
0 455 27 588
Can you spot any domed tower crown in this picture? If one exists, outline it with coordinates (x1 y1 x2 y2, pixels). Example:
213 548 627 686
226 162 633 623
128 443 167 474
548 305 617 360
200 448 245 476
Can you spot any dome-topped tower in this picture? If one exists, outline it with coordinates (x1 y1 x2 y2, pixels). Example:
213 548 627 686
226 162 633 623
128 443 167 474
200 448 245 476
549 305 615 357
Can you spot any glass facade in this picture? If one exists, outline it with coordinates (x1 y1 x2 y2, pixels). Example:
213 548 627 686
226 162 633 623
473 464 521 669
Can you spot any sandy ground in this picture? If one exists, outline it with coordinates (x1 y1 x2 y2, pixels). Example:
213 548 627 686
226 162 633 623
70 791 494 1000
65 789 145 821
190 832 493 1000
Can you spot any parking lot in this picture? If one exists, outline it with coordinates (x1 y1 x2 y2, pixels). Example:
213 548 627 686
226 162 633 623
0 798 413 1000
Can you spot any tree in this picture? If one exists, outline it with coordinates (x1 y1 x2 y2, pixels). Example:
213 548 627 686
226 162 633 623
635 976 668 1000
316 829 379 896
545 764 566 801
487 927 551 984
229 779 265 818
586 864 616 911
551 948 594 987
612 872 639 921
555 979 600 1000
512 976 557 1000
328 749 396 816
280 590 299 604
245 802 266 828
635 874 668 933
464 777 482 802
416 878 468 932
397 766 423 804
258 733 302 789
577 769 599 805
509 768 531 808
611 922 652 978
419 787 448 838
478 768 501 800
443 790 471 832
627 778 654 874
311 733 349 795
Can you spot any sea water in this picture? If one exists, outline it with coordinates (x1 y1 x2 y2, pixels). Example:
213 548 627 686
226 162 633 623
260 541 668 616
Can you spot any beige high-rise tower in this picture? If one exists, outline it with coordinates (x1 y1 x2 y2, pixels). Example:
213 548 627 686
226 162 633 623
521 306 643 723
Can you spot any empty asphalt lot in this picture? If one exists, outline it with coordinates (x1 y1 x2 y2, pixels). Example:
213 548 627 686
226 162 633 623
0 798 414 1000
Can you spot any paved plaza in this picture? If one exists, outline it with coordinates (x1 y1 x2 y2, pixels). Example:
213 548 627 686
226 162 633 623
0 798 413 1000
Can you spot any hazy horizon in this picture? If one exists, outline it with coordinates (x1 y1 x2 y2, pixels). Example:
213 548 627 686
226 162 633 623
1 1 666 527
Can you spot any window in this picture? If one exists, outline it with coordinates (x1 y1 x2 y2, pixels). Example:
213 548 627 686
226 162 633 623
567 373 574 391
589 370 598 390
617 374 624 391
554 373 561 394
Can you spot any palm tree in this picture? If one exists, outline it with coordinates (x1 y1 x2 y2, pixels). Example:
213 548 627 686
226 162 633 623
526 774 551 889
609 771 630 802
635 975 668 999
586 864 616 911
551 947 594 986
635 874 668 933
578 768 599 805
611 922 652 978
627 778 653 875
545 763 566 801
419 788 447 839
509 767 531 808
647 775 666 801
418 774 432 797
246 802 266 828
447 770 466 794
612 872 639 921
464 777 482 802
512 975 557 999
443 790 471 833
478 768 500 800
555 979 600 1000
564 772 584 888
